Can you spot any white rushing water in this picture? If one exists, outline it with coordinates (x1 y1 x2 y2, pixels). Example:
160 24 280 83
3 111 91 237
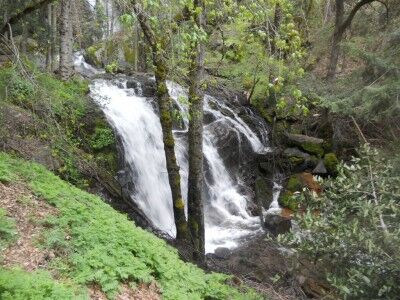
90 78 269 253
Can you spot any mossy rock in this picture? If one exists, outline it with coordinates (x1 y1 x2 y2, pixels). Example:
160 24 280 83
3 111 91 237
286 174 302 192
301 142 324 157
286 133 325 157
86 43 104 67
324 153 339 175
279 191 298 211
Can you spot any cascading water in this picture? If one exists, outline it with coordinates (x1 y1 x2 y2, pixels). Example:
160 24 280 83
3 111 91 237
89 77 270 253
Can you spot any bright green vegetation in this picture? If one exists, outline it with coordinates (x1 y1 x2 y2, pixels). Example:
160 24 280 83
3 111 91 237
0 152 261 300
0 208 17 250
0 268 85 300
280 146 400 299
0 65 118 187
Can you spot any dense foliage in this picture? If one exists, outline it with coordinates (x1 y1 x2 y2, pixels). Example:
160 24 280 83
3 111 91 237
280 145 400 299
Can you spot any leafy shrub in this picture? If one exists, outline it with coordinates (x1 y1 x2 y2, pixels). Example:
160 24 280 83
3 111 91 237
90 127 115 150
0 268 85 300
280 145 400 299
9 77 34 102
105 61 119 74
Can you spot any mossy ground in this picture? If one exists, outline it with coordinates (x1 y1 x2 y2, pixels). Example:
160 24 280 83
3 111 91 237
0 153 261 300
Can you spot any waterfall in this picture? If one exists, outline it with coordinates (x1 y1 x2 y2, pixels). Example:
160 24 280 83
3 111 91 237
89 77 270 253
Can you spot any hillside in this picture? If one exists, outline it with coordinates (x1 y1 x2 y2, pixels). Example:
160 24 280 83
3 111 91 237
0 152 260 299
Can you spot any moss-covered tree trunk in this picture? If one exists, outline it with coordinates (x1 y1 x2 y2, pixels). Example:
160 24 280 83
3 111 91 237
187 0 206 263
132 0 189 241
154 56 188 241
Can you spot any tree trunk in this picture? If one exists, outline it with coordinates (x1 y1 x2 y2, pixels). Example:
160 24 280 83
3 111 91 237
327 0 376 79
59 0 74 80
51 3 57 71
46 4 52 71
132 1 189 241
187 0 206 263
327 0 344 79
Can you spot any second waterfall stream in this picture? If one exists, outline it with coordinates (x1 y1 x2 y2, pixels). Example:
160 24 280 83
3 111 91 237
90 77 270 253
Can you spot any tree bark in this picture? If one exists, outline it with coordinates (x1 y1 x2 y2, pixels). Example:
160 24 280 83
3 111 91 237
50 3 57 71
187 0 206 263
131 1 189 241
46 4 53 71
59 0 74 80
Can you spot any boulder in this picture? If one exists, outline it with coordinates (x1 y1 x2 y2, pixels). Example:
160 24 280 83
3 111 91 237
285 133 325 157
312 160 327 175
263 211 292 235
283 147 318 171
126 75 156 97
213 247 232 259
255 177 273 213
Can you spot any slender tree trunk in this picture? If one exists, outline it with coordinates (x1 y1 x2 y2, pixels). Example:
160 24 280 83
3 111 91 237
327 0 376 79
46 4 52 71
51 3 57 71
187 0 206 263
132 1 189 241
327 0 344 79
270 3 282 56
59 0 74 80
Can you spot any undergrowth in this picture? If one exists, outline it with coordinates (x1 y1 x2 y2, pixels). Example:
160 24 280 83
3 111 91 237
0 268 86 300
0 152 261 300
0 209 16 251
0 63 118 187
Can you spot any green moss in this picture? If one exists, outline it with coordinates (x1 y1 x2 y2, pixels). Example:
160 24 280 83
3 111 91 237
300 142 324 157
289 156 305 166
86 44 103 67
175 198 185 209
324 153 339 175
287 175 302 192
157 82 168 96
279 192 298 211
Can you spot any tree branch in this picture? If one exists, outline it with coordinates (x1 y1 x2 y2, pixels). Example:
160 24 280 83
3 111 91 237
338 0 375 35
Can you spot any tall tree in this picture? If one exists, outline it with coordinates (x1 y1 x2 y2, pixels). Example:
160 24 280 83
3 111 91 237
327 0 377 79
187 0 206 263
130 0 189 241
59 0 74 80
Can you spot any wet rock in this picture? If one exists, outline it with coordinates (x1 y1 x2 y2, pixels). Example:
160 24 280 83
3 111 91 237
285 133 325 157
283 147 318 171
213 247 232 259
263 212 292 235
126 75 156 97
312 159 327 175
255 177 273 213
